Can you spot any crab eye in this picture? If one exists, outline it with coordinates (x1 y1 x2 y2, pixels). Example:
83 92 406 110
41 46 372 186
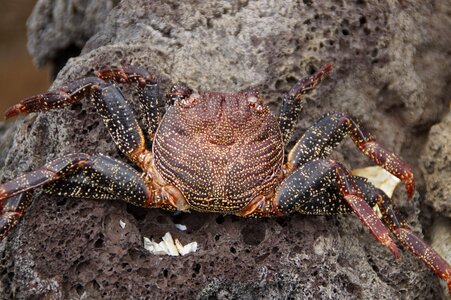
246 94 265 113
247 96 258 105
180 93 200 108
167 83 193 106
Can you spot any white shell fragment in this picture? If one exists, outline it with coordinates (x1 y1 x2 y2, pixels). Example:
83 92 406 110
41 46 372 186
175 224 187 231
143 232 198 256
351 165 401 198
119 220 126 229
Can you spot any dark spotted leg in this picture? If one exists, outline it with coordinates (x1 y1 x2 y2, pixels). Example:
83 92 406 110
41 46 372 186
0 192 32 240
0 153 189 242
5 77 105 119
4 72 152 169
286 112 415 199
356 178 451 293
95 66 163 139
240 159 401 258
0 153 91 200
0 153 90 241
278 64 333 145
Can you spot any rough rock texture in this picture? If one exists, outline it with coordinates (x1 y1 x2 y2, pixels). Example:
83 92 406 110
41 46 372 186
422 109 451 296
421 109 451 218
1 0 450 299
432 216 451 294
27 0 117 72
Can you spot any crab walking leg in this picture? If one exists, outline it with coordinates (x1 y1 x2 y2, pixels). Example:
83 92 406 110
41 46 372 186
278 63 333 145
0 192 32 240
6 66 162 140
95 66 163 139
378 195 451 291
4 75 153 169
354 178 451 292
275 159 401 258
286 112 415 198
0 153 91 241
43 154 188 211
0 153 91 201
5 77 105 119
0 154 189 242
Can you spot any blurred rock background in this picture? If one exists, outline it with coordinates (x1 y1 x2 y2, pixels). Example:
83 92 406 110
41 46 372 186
0 1 49 115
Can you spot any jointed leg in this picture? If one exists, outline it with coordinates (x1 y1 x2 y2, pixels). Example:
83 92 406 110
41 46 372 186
0 192 32 240
95 66 164 139
240 163 450 290
0 153 189 242
4 67 160 170
286 112 415 198
356 177 451 291
241 159 400 258
278 64 333 145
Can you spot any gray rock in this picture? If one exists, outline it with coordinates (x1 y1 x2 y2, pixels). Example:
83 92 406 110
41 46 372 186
27 0 116 68
421 109 451 218
1 0 450 299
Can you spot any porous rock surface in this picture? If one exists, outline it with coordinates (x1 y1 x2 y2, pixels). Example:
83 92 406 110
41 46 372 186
1 0 450 299
421 109 451 218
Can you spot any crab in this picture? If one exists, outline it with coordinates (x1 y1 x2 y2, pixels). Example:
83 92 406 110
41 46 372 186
0 64 450 292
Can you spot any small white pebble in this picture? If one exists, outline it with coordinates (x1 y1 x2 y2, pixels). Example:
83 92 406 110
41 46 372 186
119 220 126 229
175 224 187 231
143 232 198 256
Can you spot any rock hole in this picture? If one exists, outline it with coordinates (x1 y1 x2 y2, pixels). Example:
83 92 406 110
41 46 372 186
163 269 169 278
56 198 67 206
341 29 350 36
286 76 298 86
307 64 317 75
192 263 201 275
75 284 84 296
94 236 104 248
241 223 266 246
214 234 221 241
92 280 101 291
371 48 378 57
215 215 225 224
230 246 237 254
359 16 367 26
302 0 313 6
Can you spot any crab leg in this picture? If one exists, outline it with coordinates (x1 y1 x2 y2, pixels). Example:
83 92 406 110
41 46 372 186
4 73 155 169
242 159 400 258
0 153 189 242
355 177 451 293
0 192 32 241
95 66 164 138
278 159 400 257
0 153 91 201
278 64 333 145
0 153 91 241
5 77 104 119
5 66 162 140
286 112 415 199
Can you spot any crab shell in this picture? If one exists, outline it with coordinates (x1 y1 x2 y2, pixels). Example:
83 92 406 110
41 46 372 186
153 90 284 212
